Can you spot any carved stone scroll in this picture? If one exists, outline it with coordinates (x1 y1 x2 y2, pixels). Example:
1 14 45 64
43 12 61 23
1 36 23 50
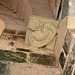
25 15 58 50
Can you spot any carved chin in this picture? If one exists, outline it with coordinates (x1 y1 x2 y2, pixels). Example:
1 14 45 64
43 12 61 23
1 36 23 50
28 31 54 48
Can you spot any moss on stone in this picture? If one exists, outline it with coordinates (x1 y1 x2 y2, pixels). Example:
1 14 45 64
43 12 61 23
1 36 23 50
0 50 26 63
30 53 57 67
0 62 7 74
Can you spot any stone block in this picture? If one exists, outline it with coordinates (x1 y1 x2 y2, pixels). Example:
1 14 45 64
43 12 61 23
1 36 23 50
30 53 57 67
0 19 5 36
0 0 33 24
25 15 58 50
59 29 75 75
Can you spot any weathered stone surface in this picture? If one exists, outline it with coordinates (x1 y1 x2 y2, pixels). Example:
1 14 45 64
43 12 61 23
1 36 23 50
63 30 72 56
0 0 33 24
30 53 57 66
62 0 69 19
25 15 58 50
0 49 61 75
59 30 72 69
67 16 75 29
0 19 5 36
0 0 55 24
69 0 75 16
55 17 67 60
62 0 75 19
63 40 75 75
58 29 75 75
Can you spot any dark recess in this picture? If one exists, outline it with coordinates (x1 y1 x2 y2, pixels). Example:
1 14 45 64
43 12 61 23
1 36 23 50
59 52 66 69
61 0 69 19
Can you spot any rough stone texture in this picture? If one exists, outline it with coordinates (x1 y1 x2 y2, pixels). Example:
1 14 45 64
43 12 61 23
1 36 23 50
0 19 5 36
56 15 75 74
0 49 26 75
8 63 61 75
0 5 27 33
0 49 61 75
0 39 16 50
29 0 54 19
58 15 75 75
61 0 69 19
59 30 72 70
0 0 55 24
62 0 75 19
63 30 72 56
63 33 75 75
30 53 57 67
0 0 33 24
25 15 58 50
58 26 75 75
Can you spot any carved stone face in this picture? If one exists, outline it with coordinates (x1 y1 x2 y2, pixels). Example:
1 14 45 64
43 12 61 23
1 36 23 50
25 15 58 50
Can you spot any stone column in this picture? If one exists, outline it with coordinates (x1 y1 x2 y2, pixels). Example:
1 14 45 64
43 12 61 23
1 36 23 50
58 0 75 75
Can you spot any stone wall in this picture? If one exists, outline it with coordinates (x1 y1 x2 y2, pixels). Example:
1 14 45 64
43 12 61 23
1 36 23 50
0 0 63 23
49 0 62 19
59 30 75 75
58 0 75 74
0 0 33 24
58 14 75 75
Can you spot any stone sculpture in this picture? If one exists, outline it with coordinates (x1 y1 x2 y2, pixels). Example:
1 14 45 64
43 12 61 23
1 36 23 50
0 19 5 36
25 15 58 50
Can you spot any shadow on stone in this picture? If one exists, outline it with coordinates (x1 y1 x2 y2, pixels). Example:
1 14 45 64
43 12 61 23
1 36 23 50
0 50 27 63
30 53 57 67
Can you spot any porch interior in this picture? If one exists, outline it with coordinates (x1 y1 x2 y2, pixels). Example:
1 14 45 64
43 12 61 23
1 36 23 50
0 0 63 75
